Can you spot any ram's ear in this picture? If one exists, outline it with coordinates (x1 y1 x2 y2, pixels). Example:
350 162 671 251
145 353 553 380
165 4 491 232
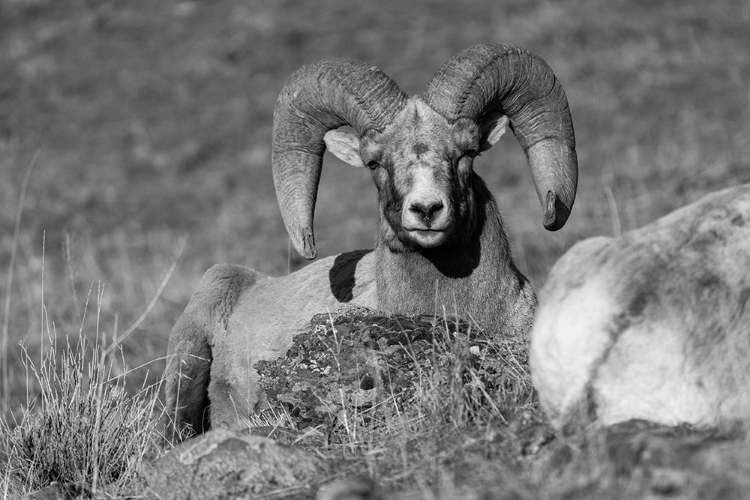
478 112 509 152
324 128 365 168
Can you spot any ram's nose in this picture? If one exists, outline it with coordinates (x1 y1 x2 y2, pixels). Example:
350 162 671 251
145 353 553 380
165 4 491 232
408 198 445 226
402 191 451 235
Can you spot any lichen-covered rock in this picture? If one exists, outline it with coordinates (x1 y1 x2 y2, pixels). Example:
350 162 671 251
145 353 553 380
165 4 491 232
316 476 379 500
145 429 328 500
535 420 750 500
20 483 68 500
255 306 533 439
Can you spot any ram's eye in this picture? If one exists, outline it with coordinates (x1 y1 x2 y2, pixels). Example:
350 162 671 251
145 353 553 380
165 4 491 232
366 160 380 171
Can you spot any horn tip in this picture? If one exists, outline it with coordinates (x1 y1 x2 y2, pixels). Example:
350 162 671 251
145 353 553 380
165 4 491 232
300 228 317 260
542 190 571 231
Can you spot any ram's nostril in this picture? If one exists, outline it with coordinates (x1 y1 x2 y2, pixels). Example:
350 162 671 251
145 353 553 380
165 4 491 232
427 201 444 217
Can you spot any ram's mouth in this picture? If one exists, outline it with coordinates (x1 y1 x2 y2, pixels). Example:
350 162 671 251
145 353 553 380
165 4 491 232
407 229 449 248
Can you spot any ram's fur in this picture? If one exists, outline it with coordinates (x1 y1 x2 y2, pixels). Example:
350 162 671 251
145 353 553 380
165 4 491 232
164 44 579 438
531 183 750 432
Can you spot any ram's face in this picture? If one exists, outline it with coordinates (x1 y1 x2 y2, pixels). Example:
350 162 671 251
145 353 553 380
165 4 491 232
325 99 508 252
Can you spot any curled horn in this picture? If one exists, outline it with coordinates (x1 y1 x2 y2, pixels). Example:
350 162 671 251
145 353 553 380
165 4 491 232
272 59 408 259
423 44 578 231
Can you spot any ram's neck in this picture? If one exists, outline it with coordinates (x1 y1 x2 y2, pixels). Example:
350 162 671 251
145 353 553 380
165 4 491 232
375 177 536 337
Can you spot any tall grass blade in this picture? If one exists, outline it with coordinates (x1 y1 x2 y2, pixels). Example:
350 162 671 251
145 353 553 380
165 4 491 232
2 151 40 416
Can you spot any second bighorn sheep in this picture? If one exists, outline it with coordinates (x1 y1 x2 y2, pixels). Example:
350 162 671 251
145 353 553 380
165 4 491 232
164 44 579 437
531 183 750 432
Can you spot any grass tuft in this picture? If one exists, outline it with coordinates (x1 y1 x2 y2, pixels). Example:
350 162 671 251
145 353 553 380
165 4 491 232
0 321 163 497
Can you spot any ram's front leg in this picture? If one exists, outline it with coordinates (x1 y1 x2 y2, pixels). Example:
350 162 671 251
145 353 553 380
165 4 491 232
163 264 258 440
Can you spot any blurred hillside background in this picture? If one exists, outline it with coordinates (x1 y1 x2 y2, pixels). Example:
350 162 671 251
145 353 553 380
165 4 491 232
1 0 749 413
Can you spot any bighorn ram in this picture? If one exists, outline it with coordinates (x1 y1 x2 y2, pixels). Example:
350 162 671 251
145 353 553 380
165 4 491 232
531 183 750 432
164 44 578 437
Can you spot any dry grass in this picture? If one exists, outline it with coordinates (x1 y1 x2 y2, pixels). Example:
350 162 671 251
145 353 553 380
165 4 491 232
1 0 749 497
0 296 164 498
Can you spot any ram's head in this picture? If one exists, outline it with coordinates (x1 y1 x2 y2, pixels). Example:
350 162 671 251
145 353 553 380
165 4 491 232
272 44 578 259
